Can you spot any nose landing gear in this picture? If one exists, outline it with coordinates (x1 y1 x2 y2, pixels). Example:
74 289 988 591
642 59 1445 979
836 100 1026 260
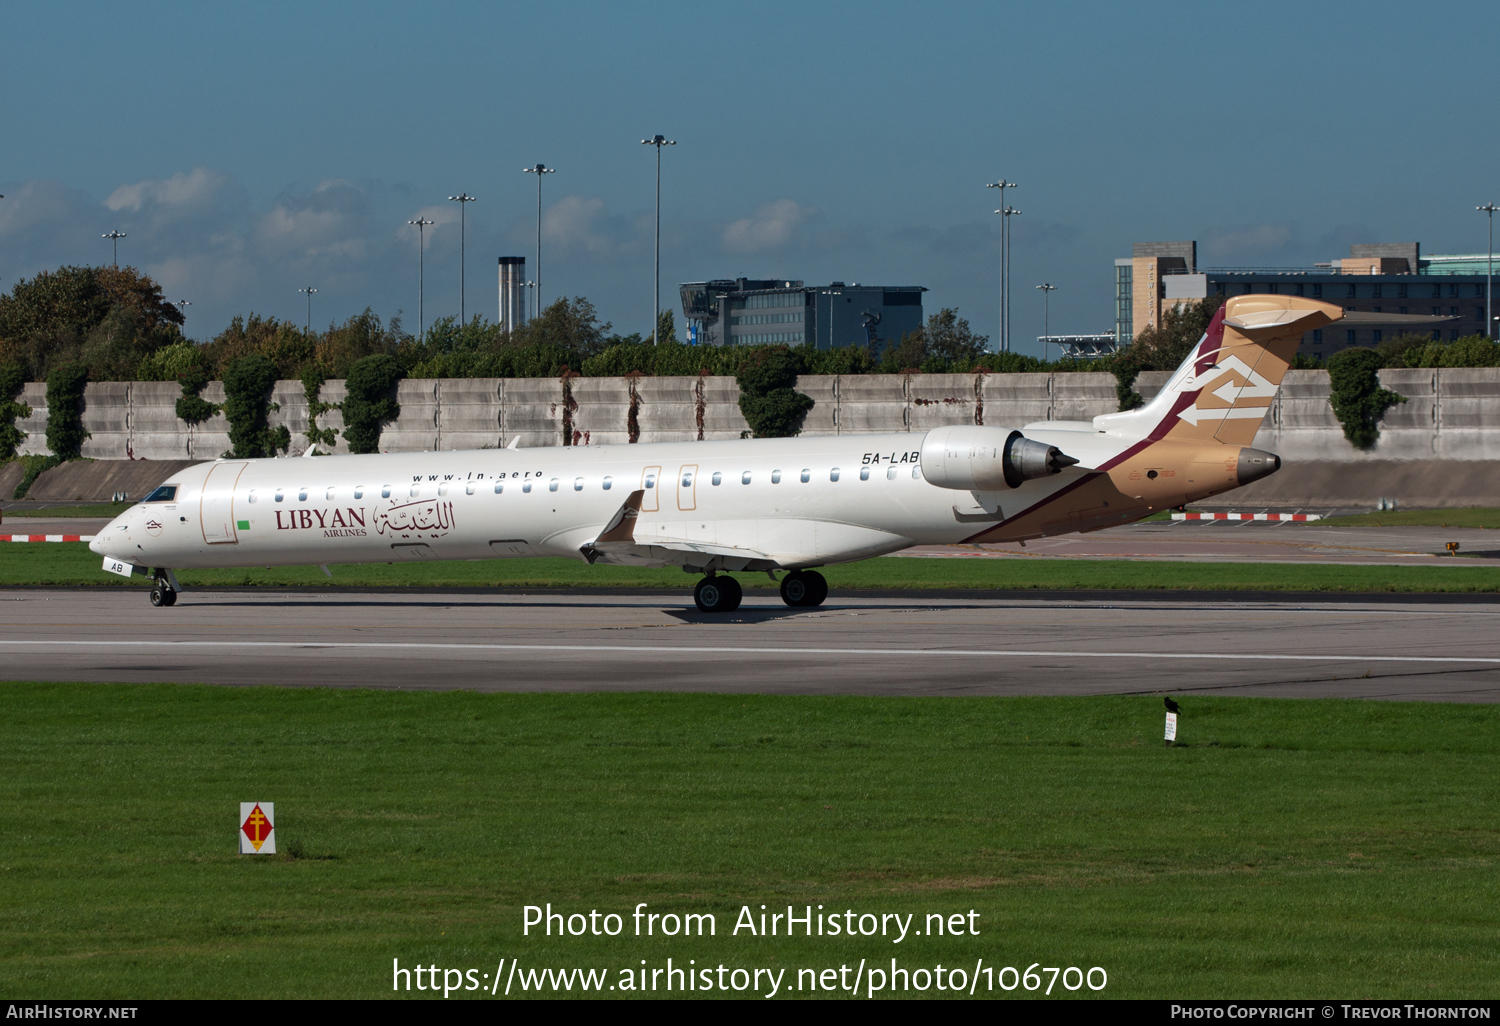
149 569 177 607
693 575 743 613
779 570 827 608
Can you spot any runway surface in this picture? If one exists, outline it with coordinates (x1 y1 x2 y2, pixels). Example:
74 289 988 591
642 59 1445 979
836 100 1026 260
899 521 1500 565
7 587 1500 702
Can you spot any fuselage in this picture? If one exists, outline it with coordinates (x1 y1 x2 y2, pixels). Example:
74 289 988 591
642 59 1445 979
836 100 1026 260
89 422 1245 574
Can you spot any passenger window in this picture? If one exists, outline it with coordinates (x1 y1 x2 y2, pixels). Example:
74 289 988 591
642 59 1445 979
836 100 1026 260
742 471 751 485
886 467 897 480
247 490 258 504
326 487 335 500
682 472 693 487
144 485 178 502
523 482 532 493
800 469 810 483
381 486 391 498
275 489 284 502
465 483 475 495
549 479 559 492
712 472 722 486
409 485 420 497
298 488 308 501
860 467 870 481
645 473 656 489
830 468 840 482
354 487 364 499
602 476 612 490
494 481 504 494
574 477 584 491
772 470 782 484
912 465 922 479
438 483 448 496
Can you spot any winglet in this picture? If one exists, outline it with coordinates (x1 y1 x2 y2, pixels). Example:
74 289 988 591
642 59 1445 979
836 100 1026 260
593 490 646 546
507 436 521 450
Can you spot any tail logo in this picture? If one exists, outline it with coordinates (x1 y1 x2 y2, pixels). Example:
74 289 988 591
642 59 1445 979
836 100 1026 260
1176 355 1276 426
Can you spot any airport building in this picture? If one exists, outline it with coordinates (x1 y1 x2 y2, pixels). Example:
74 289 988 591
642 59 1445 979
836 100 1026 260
679 278 926 349
1115 241 1491 355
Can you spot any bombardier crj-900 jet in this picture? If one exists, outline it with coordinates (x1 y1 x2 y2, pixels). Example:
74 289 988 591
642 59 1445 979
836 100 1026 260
92 296 1340 612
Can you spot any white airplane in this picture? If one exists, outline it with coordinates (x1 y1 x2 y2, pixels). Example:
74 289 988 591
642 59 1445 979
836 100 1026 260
92 295 1340 612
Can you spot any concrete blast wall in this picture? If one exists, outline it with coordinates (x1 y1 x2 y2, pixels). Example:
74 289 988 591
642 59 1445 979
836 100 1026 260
13 370 1500 506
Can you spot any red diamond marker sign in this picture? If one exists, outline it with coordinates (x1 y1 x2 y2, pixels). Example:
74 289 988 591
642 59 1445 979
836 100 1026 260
239 802 275 854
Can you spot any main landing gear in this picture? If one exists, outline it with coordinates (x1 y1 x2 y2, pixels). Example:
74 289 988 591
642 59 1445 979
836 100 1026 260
694 575 743 613
691 569 828 613
149 570 177 607
779 570 827 608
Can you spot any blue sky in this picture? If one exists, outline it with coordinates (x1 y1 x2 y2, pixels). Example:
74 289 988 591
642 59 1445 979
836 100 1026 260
3 0 1498 355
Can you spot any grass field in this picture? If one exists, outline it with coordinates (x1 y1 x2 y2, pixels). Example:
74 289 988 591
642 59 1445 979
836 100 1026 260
3 540 1500 593
2 502 133 518
1 684 1495 999
1316 508 1500 529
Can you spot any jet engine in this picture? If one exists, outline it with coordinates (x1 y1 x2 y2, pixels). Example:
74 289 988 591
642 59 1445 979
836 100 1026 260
919 425 1079 491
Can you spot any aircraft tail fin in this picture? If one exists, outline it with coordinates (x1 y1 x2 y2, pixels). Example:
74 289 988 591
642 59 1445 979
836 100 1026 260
1094 295 1342 447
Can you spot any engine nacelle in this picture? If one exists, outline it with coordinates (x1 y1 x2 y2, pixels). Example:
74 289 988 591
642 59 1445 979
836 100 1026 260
919 425 1079 491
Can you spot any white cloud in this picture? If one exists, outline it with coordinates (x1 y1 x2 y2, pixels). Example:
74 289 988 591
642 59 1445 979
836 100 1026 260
721 199 817 253
1204 224 1293 259
255 179 373 260
106 167 232 214
542 195 611 253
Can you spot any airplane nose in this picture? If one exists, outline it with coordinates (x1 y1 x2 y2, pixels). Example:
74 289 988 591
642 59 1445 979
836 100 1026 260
88 535 103 555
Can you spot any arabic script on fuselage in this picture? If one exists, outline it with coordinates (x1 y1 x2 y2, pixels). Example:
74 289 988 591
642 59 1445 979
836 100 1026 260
375 499 456 539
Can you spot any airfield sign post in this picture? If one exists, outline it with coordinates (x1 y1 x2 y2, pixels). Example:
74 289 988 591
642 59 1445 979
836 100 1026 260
239 802 275 855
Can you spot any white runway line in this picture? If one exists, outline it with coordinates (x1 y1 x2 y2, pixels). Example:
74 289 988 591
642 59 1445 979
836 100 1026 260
8 639 1500 665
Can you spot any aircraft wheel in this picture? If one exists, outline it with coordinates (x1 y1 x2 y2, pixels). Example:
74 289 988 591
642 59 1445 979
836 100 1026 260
694 576 735 613
803 570 828 607
780 571 811 607
150 586 168 607
718 575 742 612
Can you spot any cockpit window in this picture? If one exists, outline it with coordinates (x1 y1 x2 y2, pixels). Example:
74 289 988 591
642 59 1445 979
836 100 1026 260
144 485 178 502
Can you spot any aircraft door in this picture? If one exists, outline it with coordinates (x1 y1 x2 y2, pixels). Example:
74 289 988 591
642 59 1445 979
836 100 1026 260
200 462 248 544
677 464 698 511
640 465 661 512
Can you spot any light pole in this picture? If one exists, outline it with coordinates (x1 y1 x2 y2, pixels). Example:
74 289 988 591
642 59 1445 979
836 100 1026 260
986 179 1016 351
102 230 127 268
1480 204 1497 339
175 300 190 329
298 286 317 337
408 217 434 340
448 193 477 324
998 208 1022 352
523 165 555 312
641 134 675 343
1036 283 1057 360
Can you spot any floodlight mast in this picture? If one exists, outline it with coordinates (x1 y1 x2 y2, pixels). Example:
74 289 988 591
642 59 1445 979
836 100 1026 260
1036 283 1057 359
523 165 555 312
985 179 1016 351
102 230 127 268
298 286 317 337
408 217 435 340
448 193 477 324
642 134 675 343
1480 204 1498 339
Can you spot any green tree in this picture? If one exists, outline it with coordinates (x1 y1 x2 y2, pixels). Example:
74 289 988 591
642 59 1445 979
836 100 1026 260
0 265 185 380
44 362 90 459
736 346 813 437
653 309 678 345
0 362 31 459
342 354 405 454
221 354 290 458
1327 346 1405 449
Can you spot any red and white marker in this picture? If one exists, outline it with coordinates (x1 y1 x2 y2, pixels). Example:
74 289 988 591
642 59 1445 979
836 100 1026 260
0 534 97 542
1171 512 1320 522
